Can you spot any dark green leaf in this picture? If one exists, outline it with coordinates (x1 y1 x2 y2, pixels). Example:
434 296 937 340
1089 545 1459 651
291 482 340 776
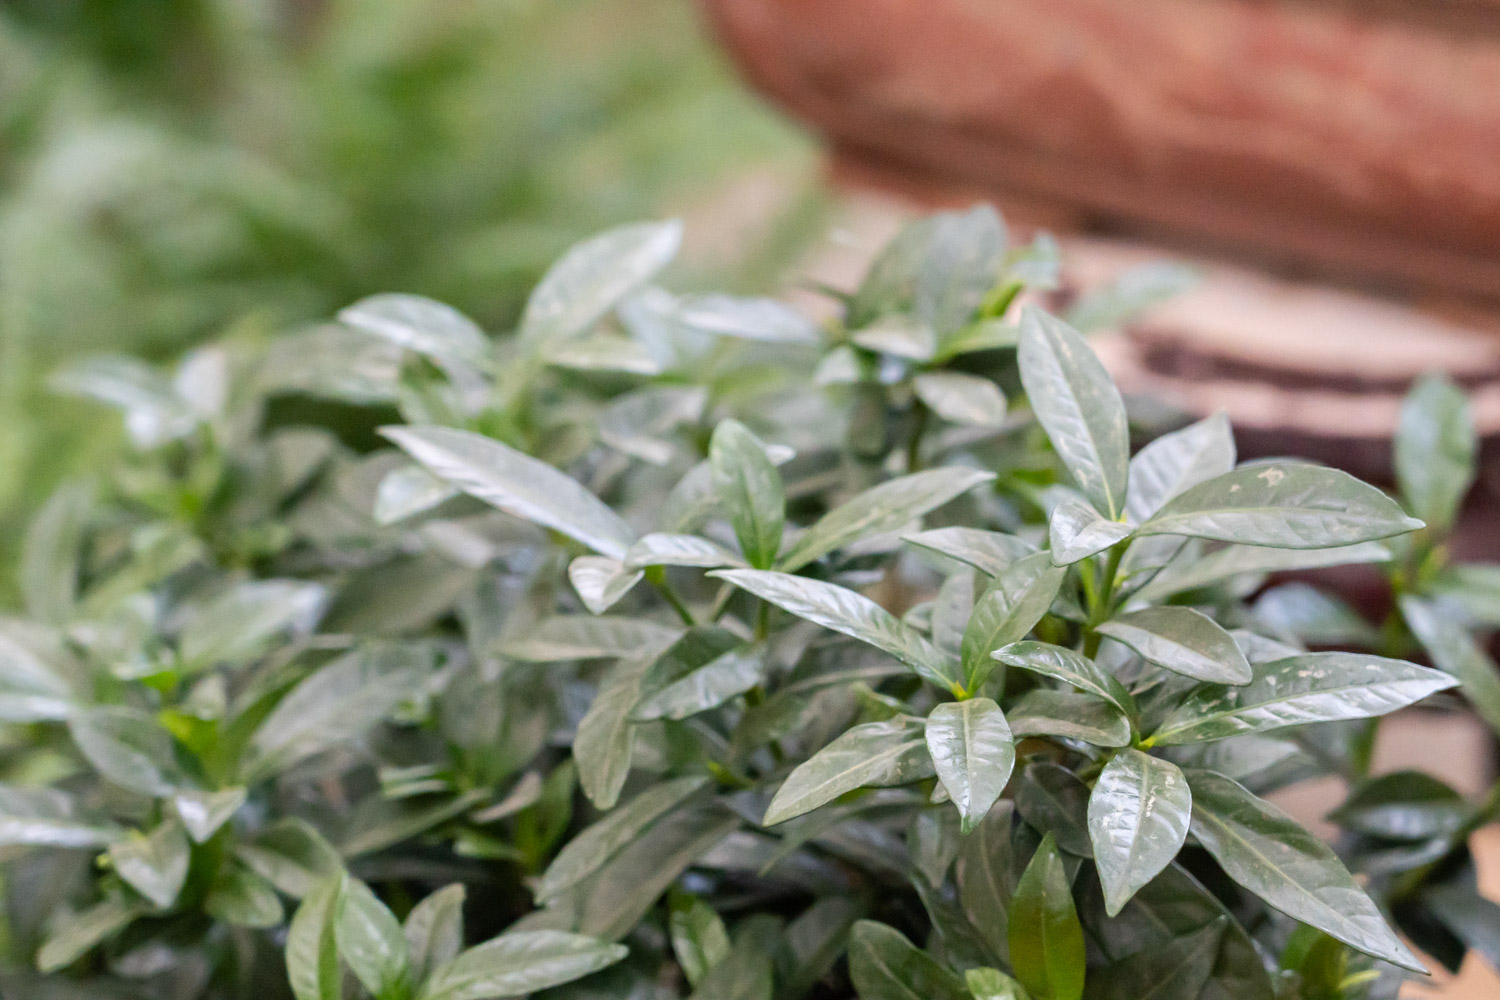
686 914 778 1000
538 775 708 901
926 698 1015 833
779 468 995 573
1146 652 1456 746
1328 771 1467 841
764 717 934 826
422 930 628 1000
847 919 969 1000
574 654 653 810
1008 834 1085 1000
715 570 962 692
1184 769 1421 971
1018 308 1129 519
1135 464 1421 548
1005 690 1131 748
1132 541 1391 603
957 802 1016 964
1424 884 1500 974
1096 607 1251 685
1082 919 1223 1000
1251 583 1378 647
35 897 144 973
1087 750 1191 916
712 419 787 569
1014 763 1092 858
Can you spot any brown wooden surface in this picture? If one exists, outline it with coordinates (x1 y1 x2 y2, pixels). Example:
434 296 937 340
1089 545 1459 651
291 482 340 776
701 0 1500 299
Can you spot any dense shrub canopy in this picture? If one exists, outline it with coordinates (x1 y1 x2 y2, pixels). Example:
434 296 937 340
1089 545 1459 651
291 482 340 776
1 207 1496 1000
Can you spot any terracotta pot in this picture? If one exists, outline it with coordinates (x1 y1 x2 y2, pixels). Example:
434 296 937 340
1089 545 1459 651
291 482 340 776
700 0 1500 299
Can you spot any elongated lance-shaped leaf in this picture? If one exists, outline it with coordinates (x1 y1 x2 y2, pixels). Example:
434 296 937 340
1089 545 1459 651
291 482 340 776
501 616 679 662
1048 498 1132 565
405 884 466 988
763 717 934 826
848 919 970 1000
927 699 1015 833
1015 762 1093 857
1131 540 1392 603
1096 606 1252 685
1082 918 1225 1000
336 877 411 1000
674 293 821 344
568 556 641 615
1087 750 1191 916
1146 652 1456 746
1009 834 1086 1000
962 552 1066 691
778 467 995 572
1185 769 1423 972
913 372 1007 428
1395 372 1475 535
1135 463 1422 549
669 894 729 988
0 784 119 849
1006 690 1131 748
1400 596 1500 738
713 569 962 692
1124 411 1235 524
537 776 707 901
422 930 629 1000
624 533 744 571
518 219 682 349
340 293 489 367
710 420 785 569
633 646 766 721
992 641 1134 716
382 426 636 560
904 527 1038 577
287 877 342 1000
1018 307 1129 519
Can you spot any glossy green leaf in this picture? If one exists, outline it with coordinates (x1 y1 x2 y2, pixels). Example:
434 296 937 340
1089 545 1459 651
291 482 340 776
779 897 863 1000
1096 607 1251 685
1185 769 1421 971
108 820 190 909
1018 307 1129 519
779 468 996 574
992 642 1134 716
1146 652 1456 746
624 533 744 571
1328 771 1467 841
714 570 962 692
537 775 707 901
686 913 778 1000
847 919 969 1000
1005 690 1131 748
1065 262 1197 334
178 579 327 669
852 317 937 360
670 894 730 988
336 877 411 1000
1008 835 1086 1000
1135 463 1422 548
1123 413 1235 525
961 552 1066 690
1395 372 1475 535
567 556 642 615
288 877 343 1000
1081 918 1223 1000
957 802 1016 964
1048 499 1131 565
966 967 1031 1000
236 818 343 897
20 482 90 625
764 717 934 826
1087 750 1191 916
927 698 1015 833
1400 596 1500 737
573 653 652 810
1014 763 1093 857
633 646 766 721
905 527 1037 578
383 426 636 560
1133 540 1391 603
340 293 489 367
0 785 119 848
711 419 786 569
914 372 1007 428
1424 884 1500 975
544 331 664 374
518 219 682 348
0 627 76 723
405 884 466 988
1251 583 1378 647
421 930 628 1000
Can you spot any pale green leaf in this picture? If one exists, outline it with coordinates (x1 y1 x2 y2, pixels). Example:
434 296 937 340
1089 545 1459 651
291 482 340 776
847 919 969 1000
992 642 1134 716
711 420 785 569
1047 499 1131 565
337 877 411 1000
905 527 1037 578
1123 412 1235 525
764 717 934 826
1395 372 1474 535
1005 690 1131 748
927 698 1015 833
914 372 1007 428
421 930 628 1000
1096 607 1251 685
1087 750 1191 916
288 877 343 1000
962 552 1066 691
568 556 642 615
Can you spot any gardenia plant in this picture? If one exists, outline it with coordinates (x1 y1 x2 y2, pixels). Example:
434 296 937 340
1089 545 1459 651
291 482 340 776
0 206 1488 1000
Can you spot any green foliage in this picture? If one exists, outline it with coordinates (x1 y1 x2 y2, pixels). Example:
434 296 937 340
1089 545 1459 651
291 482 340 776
0 206 1485 1000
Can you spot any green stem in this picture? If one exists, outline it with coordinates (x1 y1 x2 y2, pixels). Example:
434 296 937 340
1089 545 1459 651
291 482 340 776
906 400 930 473
646 567 695 626
755 600 770 641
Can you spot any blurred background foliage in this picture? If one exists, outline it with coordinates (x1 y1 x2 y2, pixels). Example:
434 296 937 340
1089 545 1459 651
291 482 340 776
0 0 823 599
